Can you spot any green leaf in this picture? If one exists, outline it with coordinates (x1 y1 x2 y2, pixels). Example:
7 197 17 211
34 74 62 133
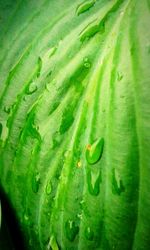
0 0 150 249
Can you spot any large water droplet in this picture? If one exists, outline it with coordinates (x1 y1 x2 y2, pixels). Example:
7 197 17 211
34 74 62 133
85 226 94 240
65 220 79 242
32 172 40 193
76 0 96 16
47 235 59 250
112 168 125 195
86 137 104 164
87 169 102 196
46 180 52 195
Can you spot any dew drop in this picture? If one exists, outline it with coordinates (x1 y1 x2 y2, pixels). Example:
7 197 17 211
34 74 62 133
46 180 52 195
87 169 101 196
76 0 96 16
112 168 125 195
27 81 37 95
65 220 79 242
86 137 104 165
47 235 59 250
32 172 40 193
85 226 94 240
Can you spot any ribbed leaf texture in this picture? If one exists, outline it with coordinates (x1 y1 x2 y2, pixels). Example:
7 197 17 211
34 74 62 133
0 0 150 249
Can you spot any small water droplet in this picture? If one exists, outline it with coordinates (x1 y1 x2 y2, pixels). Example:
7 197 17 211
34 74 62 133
24 214 29 221
86 137 104 164
3 106 11 114
112 168 125 195
80 19 99 42
32 172 40 193
77 160 82 168
29 239 32 247
59 106 74 134
47 235 59 250
65 220 79 242
87 169 102 196
130 45 135 55
37 57 42 78
0 123 2 138
26 81 37 95
117 72 123 81
79 200 90 216
0 120 9 141
46 180 52 195
85 226 94 240
83 57 91 68
77 213 83 220
76 0 96 16
49 46 57 58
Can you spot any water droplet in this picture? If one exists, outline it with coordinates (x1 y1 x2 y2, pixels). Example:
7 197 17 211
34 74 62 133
77 213 83 220
76 0 96 16
24 214 29 221
47 235 59 250
130 45 135 55
112 168 125 195
3 106 11 114
27 115 41 141
46 180 52 195
85 226 94 240
64 150 69 158
32 172 40 193
117 72 123 81
65 220 79 242
0 120 9 141
26 81 37 95
29 239 32 247
49 46 57 58
37 57 42 78
79 200 90 216
77 161 82 168
87 169 102 196
80 19 99 42
86 137 104 164
83 57 91 68
59 106 74 134
0 123 2 138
